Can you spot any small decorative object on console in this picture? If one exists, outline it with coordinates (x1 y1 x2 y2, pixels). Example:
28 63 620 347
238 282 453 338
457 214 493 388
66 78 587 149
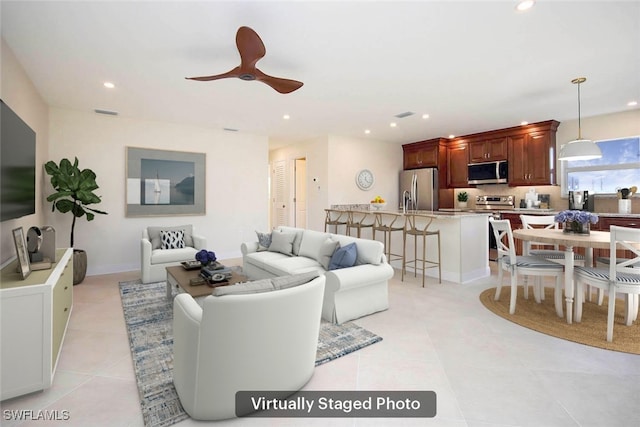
554 210 599 235
181 260 202 270
195 249 217 266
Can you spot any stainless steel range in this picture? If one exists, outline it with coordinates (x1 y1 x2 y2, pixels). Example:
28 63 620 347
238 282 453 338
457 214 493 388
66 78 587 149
475 195 515 212
476 195 515 259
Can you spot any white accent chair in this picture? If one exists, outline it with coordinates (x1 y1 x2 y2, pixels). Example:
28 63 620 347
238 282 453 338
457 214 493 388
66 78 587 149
574 225 640 342
140 225 206 283
490 218 565 316
172 276 325 420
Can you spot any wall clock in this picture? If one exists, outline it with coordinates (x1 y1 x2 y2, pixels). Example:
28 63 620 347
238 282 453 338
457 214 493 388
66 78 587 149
356 169 375 191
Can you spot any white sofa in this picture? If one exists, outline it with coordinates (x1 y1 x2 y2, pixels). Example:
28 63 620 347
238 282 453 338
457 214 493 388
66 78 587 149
173 275 325 420
241 226 394 324
140 225 207 283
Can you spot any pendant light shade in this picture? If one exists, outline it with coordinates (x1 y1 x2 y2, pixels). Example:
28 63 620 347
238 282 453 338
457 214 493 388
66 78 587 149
558 77 602 161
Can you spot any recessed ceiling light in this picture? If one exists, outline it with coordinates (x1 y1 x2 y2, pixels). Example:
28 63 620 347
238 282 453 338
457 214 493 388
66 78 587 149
103 82 115 89
515 0 535 12
448 134 455 139
364 129 371 134
422 114 430 119
390 122 397 128
520 121 529 125
283 114 290 120
628 101 638 107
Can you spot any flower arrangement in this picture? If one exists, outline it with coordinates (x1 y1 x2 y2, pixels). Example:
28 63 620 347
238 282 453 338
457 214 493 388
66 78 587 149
195 249 217 266
554 210 598 235
554 210 599 224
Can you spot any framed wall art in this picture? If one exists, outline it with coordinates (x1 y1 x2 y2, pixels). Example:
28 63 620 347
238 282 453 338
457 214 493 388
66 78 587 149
126 147 206 217
12 227 31 279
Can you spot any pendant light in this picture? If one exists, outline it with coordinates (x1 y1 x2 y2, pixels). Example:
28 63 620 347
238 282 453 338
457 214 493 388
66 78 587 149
558 77 602 161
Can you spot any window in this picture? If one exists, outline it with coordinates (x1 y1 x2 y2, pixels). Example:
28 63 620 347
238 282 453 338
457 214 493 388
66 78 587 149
562 136 640 195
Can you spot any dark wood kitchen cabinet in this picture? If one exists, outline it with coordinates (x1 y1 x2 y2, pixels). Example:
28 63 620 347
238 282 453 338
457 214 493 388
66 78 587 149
508 121 559 186
403 141 438 169
447 141 469 188
468 137 508 163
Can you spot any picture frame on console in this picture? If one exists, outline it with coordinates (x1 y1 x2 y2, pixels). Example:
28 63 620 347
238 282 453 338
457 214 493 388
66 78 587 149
126 147 206 217
12 227 31 280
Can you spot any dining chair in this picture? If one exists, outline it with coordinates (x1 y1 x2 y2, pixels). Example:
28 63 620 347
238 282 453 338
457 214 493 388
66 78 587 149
519 215 586 265
574 225 640 342
489 217 565 316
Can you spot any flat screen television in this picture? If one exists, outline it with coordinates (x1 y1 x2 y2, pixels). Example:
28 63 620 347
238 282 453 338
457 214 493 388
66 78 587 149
1 99 36 222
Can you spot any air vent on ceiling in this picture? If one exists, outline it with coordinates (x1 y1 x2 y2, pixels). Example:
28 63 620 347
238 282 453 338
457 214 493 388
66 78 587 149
394 111 415 119
94 109 118 116
223 127 239 132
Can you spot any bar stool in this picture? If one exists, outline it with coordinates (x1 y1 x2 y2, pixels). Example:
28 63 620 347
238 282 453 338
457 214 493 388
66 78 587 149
324 209 348 234
346 210 375 238
372 212 405 265
402 213 441 287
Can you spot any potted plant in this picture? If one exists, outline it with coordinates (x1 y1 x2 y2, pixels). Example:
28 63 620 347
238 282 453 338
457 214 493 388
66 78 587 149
457 191 469 209
44 157 107 284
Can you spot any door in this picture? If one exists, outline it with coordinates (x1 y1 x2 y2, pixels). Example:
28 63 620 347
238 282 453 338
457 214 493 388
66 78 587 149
294 158 307 228
271 160 288 229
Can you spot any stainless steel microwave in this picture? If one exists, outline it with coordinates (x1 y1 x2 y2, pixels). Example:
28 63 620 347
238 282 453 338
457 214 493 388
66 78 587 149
468 160 508 185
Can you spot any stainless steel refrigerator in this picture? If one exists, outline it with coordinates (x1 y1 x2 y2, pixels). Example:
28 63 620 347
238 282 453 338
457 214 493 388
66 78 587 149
399 168 438 211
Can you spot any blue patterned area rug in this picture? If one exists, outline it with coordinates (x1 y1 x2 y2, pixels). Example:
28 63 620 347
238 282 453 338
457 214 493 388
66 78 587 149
119 279 382 427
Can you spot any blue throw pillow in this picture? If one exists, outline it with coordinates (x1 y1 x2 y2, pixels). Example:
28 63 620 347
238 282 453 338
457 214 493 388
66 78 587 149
328 242 357 270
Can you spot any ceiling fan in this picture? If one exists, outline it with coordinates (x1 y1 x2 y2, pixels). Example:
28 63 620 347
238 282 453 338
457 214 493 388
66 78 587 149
186 26 303 94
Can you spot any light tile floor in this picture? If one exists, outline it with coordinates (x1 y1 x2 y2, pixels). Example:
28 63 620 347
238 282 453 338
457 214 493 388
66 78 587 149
2 260 639 427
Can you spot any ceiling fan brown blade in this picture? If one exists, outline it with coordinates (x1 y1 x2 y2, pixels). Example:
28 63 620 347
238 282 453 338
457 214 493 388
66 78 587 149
254 68 304 94
186 66 241 81
236 26 266 69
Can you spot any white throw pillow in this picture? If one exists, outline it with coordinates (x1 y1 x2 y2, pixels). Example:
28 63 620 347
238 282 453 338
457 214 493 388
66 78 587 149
161 230 185 249
317 237 339 270
299 230 330 260
268 231 296 256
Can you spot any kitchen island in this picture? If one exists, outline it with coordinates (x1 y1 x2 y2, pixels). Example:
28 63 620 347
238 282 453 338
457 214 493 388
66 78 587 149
334 207 491 284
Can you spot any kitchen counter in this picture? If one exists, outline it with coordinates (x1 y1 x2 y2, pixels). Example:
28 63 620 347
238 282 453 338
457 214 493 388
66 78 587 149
502 209 640 218
347 208 490 284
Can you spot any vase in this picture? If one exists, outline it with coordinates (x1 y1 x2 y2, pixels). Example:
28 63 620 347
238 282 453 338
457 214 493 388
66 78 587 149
458 201 468 209
73 249 87 285
618 199 631 214
563 221 590 235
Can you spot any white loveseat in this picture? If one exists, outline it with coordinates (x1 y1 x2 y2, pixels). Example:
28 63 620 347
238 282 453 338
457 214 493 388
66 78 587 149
241 226 394 324
140 225 207 283
173 275 325 420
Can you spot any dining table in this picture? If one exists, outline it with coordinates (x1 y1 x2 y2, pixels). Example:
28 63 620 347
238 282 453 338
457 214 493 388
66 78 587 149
512 228 611 324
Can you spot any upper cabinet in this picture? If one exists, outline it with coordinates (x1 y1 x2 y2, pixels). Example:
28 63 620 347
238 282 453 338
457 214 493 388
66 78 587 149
447 141 469 188
402 120 560 191
507 121 559 186
468 137 508 163
403 140 439 169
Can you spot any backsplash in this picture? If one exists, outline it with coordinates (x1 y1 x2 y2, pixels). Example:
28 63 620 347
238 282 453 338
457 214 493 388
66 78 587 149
455 185 639 214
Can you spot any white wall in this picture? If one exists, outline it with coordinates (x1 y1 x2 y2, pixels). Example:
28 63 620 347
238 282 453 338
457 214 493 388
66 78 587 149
0 38 48 265
555 109 640 145
46 108 269 275
327 135 403 209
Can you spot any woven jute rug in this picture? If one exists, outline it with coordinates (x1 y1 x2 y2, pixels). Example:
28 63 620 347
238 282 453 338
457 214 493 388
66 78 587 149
119 279 382 427
480 286 640 355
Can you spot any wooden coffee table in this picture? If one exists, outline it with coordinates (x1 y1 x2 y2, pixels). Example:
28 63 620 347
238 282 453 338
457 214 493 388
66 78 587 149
165 265 247 300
